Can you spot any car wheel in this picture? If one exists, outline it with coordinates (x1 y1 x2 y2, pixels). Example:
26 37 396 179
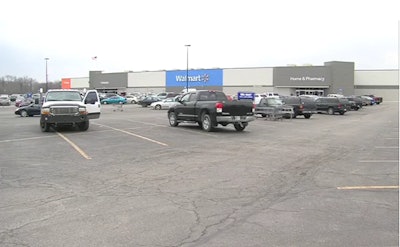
103 102 108 105
327 107 334 115
339 111 345 115
20 110 28 117
201 113 214 132
40 122 50 132
234 123 246 131
155 105 162 110
168 112 179 127
304 113 311 119
78 121 89 131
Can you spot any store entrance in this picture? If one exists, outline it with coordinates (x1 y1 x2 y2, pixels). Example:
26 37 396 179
295 88 325 96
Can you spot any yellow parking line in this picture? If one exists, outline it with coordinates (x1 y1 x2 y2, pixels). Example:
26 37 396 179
337 186 399 190
56 132 92 160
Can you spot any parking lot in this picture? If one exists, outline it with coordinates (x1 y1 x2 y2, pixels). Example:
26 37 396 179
0 102 398 247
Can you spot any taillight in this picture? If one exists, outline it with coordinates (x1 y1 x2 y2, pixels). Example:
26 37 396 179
338 104 342 109
299 104 304 111
215 102 223 113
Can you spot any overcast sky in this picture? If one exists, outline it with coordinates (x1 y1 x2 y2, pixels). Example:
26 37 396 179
0 0 399 82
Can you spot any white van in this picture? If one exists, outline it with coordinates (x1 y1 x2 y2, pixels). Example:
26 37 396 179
327 94 345 98
265 92 280 99
254 94 266 104
181 88 197 94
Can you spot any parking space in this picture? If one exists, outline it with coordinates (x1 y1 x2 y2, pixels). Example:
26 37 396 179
0 103 398 246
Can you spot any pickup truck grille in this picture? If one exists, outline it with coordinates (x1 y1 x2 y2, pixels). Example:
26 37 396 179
50 106 79 115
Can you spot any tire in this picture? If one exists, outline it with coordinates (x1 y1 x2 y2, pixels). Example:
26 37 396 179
40 122 50 132
304 113 311 119
20 110 28 117
168 112 179 127
78 121 89 131
234 123 246 131
201 113 214 132
155 105 162 110
339 111 345 115
327 107 334 115
103 102 108 105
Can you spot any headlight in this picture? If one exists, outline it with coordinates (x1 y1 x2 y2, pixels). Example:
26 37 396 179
41 107 50 115
79 107 87 114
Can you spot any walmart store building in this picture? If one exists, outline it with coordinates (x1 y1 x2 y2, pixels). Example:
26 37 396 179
62 61 399 101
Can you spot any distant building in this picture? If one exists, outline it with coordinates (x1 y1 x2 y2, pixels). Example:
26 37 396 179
62 61 399 101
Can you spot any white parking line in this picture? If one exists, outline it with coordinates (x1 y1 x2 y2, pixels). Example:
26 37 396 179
337 186 399 190
0 135 56 143
94 123 168 146
358 160 399 163
375 146 399 149
108 120 218 137
56 132 92 160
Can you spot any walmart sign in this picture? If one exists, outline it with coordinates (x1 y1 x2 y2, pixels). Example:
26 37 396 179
166 69 223 87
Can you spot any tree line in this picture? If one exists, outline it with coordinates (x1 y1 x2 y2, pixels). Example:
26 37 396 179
0 75 61 95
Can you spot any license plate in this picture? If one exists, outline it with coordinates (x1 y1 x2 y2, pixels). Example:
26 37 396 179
233 116 240 120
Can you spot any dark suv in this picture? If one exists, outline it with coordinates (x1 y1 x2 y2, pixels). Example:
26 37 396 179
314 97 347 115
281 96 317 119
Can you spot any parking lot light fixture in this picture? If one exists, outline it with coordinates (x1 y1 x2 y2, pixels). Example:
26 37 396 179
45 58 49 92
185 44 191 93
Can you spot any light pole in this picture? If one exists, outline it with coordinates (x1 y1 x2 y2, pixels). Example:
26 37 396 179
45 58 49 92
185 44 191 92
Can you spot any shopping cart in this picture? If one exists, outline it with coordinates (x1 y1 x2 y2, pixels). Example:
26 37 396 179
112 102 124 112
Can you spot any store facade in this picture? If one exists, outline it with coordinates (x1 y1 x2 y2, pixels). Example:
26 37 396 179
62 61 399 101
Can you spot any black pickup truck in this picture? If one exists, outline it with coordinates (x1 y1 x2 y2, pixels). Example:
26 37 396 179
281 96 318 118
167 90 255 132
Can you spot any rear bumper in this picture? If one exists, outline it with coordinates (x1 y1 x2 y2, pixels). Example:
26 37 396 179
216 116 256 123
302 110 317 114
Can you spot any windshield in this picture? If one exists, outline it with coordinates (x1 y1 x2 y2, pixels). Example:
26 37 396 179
46 91 82 101
266 98 283 106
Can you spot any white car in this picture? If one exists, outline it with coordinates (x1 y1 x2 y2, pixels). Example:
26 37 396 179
0 95 11 106
125 95 139 104
150 97 179 110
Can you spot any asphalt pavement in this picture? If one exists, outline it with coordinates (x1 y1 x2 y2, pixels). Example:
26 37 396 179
0 102 398 247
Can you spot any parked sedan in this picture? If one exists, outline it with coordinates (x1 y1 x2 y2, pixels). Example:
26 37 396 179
125 95 139 104
0 95 11 106
138 96 160 107
15 103 41 117
150 97 179 110
100 95 127 104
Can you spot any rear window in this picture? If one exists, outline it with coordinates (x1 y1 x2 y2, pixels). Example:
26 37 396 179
283 97 300 104
198 91 228 101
